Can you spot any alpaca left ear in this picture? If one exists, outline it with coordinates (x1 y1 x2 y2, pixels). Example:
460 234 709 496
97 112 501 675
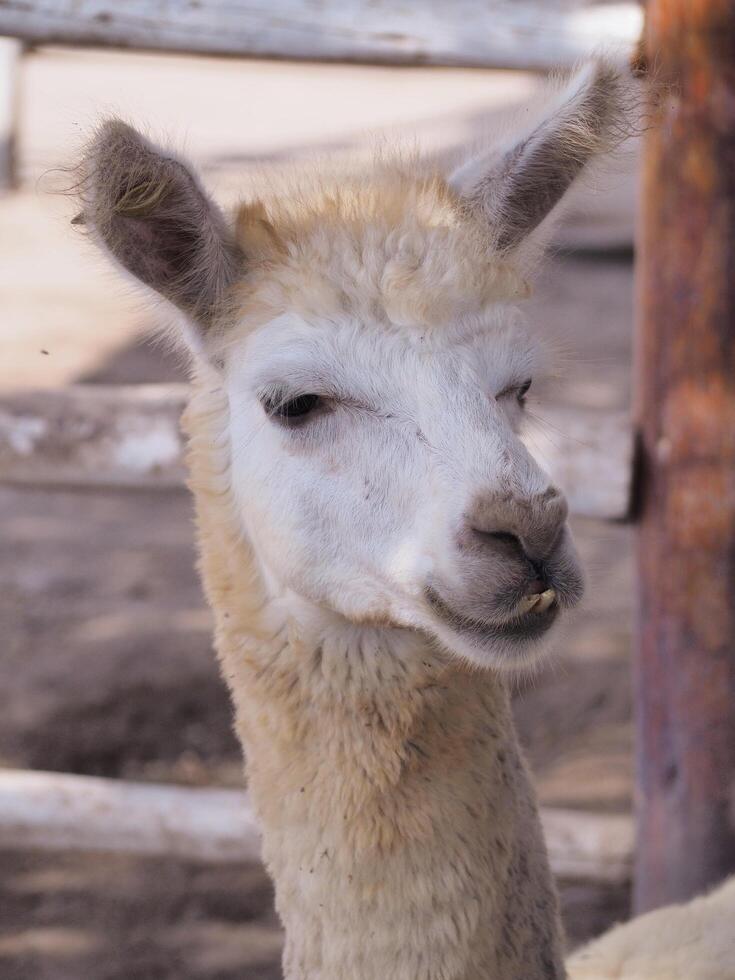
449 59 630 252
76 119 243 352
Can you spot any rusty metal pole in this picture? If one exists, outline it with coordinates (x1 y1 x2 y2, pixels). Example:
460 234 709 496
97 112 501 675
634 0 735 912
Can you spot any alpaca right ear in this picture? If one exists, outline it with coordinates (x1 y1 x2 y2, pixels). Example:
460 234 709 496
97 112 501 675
449 59 630 252
77 120 243 351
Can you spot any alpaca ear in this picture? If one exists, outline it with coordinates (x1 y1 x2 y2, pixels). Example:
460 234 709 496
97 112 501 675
77 120 242 348
449 59 629 252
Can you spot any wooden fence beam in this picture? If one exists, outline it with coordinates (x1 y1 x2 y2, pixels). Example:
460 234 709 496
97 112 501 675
0 1 643 71
0 384 634 520
0 769 262 864
0 384 189 490
634 0 735 912
0 768 634 883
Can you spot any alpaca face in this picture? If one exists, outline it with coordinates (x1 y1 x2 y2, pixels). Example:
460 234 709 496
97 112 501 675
78 59 627 669
224 305 583 668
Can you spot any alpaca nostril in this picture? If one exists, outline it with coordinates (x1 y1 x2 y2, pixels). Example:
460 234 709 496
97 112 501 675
473 528 533 567
479 530 522 549
473 529 550 592
527 555 550 592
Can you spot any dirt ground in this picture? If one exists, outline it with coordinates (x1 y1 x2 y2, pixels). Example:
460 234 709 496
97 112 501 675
1 48 636 979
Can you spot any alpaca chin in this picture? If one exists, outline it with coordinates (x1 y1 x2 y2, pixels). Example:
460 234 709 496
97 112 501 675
427 605 564 675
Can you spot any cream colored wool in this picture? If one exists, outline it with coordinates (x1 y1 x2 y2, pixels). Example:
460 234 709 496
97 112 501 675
567 875 735 980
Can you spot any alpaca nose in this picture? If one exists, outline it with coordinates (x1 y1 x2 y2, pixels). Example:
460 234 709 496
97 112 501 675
472 529 549 591
466 489 568 563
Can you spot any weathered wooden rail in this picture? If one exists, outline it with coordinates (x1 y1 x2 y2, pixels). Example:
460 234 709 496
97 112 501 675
0 0 643 70
0 768 634 884
0 385 189 490
0 384 634 520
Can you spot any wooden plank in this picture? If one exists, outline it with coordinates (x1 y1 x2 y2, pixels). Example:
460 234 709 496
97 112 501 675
0 769 262 864
0 384 189 490
0 768 634 882
0 384 634 520
634 0 735 912
540 806 634 885
0 36 20 191
0 1 643 71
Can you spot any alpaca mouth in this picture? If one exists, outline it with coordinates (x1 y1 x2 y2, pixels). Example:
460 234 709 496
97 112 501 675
425 586 560 645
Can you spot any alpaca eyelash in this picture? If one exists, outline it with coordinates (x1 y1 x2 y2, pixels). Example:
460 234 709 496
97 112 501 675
259 388 326 425
275 393 322 420
498 379 532 404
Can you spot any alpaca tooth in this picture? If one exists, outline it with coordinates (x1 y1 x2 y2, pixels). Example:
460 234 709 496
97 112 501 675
533 588 557 614
517 595 541 615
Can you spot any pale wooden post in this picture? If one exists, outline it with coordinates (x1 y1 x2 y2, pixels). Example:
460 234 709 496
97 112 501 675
0 36 20 190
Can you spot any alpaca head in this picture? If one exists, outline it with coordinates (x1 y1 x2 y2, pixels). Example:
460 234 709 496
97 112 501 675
78 60 629 670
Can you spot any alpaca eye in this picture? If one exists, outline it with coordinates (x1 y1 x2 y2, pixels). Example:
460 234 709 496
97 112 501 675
516 379 532 405
498 379 532 405
268 393 322 421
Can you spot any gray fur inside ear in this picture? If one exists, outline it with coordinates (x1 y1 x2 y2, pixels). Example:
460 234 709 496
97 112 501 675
78 120 242 329
452 59 632 252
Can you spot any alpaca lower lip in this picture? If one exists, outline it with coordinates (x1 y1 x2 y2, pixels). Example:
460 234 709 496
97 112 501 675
425 587 560 644
472 601 559 643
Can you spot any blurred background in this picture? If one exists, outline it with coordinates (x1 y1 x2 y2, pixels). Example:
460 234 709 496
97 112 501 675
0 38 639 980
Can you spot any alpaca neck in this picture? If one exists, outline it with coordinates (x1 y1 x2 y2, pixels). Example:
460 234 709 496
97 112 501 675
183 377 565 980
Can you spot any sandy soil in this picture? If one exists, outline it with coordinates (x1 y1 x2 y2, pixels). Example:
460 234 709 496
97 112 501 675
1 47 636 979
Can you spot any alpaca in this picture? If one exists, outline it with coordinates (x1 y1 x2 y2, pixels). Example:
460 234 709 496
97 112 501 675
567 874 735 980
77 60 632 980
